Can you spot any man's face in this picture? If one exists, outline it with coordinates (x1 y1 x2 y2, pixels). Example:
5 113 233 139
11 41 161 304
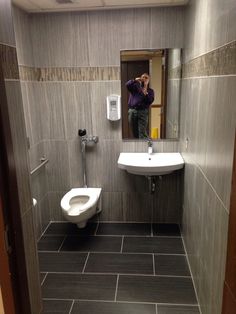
141 74 150 84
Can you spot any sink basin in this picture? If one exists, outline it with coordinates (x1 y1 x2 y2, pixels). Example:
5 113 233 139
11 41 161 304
118 152 184 176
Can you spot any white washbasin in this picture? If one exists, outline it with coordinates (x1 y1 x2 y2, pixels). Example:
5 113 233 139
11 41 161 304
118 152 184 176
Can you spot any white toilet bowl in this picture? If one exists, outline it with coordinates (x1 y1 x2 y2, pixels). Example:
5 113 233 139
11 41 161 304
61 188 102 228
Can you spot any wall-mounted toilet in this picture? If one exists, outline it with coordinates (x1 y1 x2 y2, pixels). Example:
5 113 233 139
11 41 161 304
61 188 102 228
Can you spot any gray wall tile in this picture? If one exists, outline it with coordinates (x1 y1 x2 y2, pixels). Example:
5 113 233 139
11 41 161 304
45 140 70 191
13 6 34 66
180 2 235 314
5 80 32 215
21 209 42 312
0 0 15 46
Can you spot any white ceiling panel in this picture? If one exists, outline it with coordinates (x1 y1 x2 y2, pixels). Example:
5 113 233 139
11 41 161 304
12 0 188 13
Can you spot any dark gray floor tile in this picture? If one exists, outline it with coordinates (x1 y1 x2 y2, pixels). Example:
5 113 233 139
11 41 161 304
153 224 180 237
123 237 184 254
45 222 97 236
157 305 200 314
38 252 88 273
71 301 156 314
61 236 122 252
42 273 117 300
40 273 47 285
38 236 65 251
117 275 197 304
97 223 151 236
85 253 153 274
42 299 72 313
155 255 190 276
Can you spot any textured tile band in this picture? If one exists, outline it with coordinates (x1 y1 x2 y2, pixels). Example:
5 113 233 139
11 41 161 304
0 43 19 79
19 65 120 82
183 40 236 78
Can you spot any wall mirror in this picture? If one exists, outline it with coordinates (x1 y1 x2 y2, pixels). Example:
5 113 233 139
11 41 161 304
121 48 182 140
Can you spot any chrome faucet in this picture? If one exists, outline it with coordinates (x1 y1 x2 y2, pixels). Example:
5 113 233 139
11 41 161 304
147 139 153 155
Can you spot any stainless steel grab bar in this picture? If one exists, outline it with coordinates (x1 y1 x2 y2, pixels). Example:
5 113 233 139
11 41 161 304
30 157 49 175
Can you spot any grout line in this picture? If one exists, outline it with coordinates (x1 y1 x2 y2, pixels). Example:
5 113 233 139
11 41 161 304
39 233 181 238
152 254 156 275
68 300 75 314
94 222 99 235
82 253 90 273
114 275 119 302
57 236 67 252
42 297 199 307
38 250 185 256
39 270 191 278
38 222 52 242
181 233 203 314
40 272 48 286
156 303 158 314
120 236 124 253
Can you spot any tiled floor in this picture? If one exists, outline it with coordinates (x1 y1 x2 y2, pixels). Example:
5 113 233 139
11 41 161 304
38 222 200 314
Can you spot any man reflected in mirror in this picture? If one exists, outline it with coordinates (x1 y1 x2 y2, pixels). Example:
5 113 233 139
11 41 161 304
126 73 155 138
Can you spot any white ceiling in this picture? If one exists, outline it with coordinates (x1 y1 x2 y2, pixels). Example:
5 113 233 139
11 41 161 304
12 0 189 13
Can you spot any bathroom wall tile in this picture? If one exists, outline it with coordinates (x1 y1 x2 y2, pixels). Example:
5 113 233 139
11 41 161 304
182 163 230 314
32 202 42 241
21 209 42 313
28 141 46 171
150 7 184 48
166 79 180 139
99 192 124 222
204 77 236 210
20 82 33 146
40 194 51 234
0 44 19 79
72 82 93 139
44 83 66 140
88 9 134 66
132 8 152 49
13 6 34 66
48 191 67 222
90 81 121 140
122 192 152 222
162 141 180 152
184 0 235 63
70 12 90 66
153 170 183 223
44 140 70 192
24 82 44 145
67 139 83 188
30 13 73 67
5 80 32 215
0 0 15 46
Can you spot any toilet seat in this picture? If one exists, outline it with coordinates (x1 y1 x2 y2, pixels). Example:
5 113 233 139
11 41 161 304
61 188 102 217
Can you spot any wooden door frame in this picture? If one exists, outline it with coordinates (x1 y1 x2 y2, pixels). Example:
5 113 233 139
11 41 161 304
0 64 31 313
222 132 236 313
